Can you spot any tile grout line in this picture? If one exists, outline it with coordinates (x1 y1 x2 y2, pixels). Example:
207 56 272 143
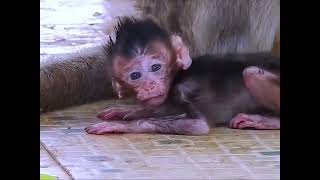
171 136 203 171
248 131 272 151
121 136 152 180
77 134 119 178
175 145 212 179
213 137 257 179
40 140 74 180
122 136 149 160
177 145 203 170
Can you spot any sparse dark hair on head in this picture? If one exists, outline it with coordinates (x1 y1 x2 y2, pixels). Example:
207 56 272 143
103 17 170 59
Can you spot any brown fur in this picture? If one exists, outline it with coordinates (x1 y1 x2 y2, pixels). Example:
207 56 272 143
40 0 280 112
136 0 280 56
272 30 280 57
40 46 114 111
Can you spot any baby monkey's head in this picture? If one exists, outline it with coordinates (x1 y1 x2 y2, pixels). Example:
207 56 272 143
104 17 191 107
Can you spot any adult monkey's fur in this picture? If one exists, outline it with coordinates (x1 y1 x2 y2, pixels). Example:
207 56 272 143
137 0 280 56
40 0 280 112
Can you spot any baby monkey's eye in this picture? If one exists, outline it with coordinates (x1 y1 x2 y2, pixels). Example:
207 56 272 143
151 64 161 72
130 72 141 80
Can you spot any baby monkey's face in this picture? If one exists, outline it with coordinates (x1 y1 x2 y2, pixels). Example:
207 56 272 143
112 40 175 107
111 34 192 107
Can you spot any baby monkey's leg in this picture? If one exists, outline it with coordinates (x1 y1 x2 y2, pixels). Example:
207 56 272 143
230 66 280 129
243 66 280 113
229 113 280 129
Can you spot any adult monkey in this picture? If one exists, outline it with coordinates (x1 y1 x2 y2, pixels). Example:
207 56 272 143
40 0 280 112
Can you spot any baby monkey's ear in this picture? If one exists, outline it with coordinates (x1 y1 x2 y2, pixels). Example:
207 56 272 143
112 80 125 99
112 79 133 99
170 35 192 70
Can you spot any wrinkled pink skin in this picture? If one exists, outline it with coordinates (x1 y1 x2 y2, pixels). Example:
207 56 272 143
229 113 280 130
229 66 280 130
243 66 280 114
85 114 210 135
86 66 280 135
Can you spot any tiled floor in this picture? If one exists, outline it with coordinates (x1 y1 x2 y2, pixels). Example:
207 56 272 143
40 0 280 179
41 144 70 179
40 0 137 57
40 100 280 180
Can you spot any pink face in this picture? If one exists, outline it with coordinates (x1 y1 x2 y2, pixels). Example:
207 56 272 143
112 42 174 107
112 37 192 107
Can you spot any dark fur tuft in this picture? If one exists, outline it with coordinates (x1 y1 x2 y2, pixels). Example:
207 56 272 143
102 35 114 59
103 17 170 60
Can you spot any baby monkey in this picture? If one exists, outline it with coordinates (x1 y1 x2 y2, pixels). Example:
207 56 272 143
85 18 280 135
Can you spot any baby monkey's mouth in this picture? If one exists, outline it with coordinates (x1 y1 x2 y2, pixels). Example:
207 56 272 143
142 94 167 106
